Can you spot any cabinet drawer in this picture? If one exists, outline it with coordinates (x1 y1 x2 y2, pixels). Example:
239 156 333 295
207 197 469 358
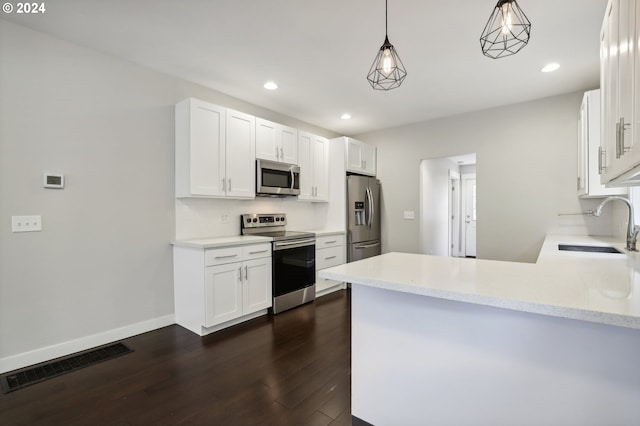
316 234 345 249
242 243 272 260
205 247 243 266
316 245 345 270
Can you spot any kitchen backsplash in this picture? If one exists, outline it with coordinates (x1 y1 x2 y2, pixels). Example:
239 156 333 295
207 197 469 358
175 197 324 240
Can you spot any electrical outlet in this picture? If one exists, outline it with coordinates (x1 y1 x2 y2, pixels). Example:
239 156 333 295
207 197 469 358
12 215 42 232
221 214 230 224
403 211 415 220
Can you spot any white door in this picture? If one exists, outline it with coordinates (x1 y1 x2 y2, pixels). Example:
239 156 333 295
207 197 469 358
255 118 279 162
189 100 226 196
204 263 243 327
280 125 298 164
225 109 256 198
297 131 314 200
243 258 272 314
449 170 461 257
312 135 329 201
463 176 477 257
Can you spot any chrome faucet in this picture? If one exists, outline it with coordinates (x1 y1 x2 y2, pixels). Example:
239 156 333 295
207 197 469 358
594 196 640 251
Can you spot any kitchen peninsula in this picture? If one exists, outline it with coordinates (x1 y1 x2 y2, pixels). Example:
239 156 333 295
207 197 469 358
320 234 640 426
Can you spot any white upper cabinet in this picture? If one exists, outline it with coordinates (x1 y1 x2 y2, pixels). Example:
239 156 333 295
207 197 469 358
175 98 226 197
298 131 329 202
225 109 256 198
599 0 640 184
578 90 626 197
175 98 255 199
345 137 376 176
255 118 298 164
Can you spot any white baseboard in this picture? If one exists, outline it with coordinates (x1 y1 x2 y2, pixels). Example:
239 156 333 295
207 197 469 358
0 314 175 374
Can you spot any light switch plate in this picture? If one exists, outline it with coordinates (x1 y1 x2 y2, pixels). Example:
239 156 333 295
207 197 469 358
403 211 415 220
12 215 42 232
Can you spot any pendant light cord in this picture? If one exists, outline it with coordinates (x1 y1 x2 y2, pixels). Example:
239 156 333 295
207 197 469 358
385 0 388 36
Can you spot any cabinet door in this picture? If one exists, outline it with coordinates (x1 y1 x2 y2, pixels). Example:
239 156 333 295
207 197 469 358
346 138 364 173
255 118 279 162
601 1 619 182
205 263 242 327
176 99 226 197
617 0 636 169
361 143 377 176
577 95 588 196
242 258 272 314
280 125 298 165
225 109 256 198
635 0 640 156
312 135 329 201
297 131 314 200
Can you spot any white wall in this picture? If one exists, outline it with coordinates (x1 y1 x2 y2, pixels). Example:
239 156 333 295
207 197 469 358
0 19 337 372
357 92 614 263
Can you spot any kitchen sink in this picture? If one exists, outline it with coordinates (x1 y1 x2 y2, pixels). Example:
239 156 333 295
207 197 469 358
558 244 623 254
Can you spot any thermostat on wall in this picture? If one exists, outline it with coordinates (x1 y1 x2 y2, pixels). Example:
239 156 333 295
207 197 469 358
43 173 64 189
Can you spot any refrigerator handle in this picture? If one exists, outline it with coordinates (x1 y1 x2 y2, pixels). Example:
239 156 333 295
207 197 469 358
366 187 374 229
370 187 375 229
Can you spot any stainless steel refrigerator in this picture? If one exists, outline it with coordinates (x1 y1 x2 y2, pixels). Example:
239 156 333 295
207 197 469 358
347 175 381 262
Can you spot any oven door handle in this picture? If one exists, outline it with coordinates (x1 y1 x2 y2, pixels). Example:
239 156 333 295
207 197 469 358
273 239 316 250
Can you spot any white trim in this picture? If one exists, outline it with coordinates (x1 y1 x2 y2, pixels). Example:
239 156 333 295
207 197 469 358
0 314 175 374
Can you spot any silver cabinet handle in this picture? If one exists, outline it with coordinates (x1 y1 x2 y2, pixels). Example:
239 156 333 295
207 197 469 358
280 147 284 160
325 255 337 260
249 249 269 255
621 117 631 155
228 178 231 191
616 120 622 158
275 147 280 160
598 146 605 174
238 267 242 281
577 177 581 191
222 178 226 191
215 254 238 259
244 265 248 281
324 240 337 244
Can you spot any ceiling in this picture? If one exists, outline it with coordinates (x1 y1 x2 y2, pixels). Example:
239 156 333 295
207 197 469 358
2 0 608 135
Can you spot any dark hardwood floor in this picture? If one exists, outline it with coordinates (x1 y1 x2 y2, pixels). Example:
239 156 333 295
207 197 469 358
0 290 352 426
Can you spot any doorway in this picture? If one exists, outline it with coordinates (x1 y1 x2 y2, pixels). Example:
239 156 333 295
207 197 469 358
461 174 477 257
419 153 476 257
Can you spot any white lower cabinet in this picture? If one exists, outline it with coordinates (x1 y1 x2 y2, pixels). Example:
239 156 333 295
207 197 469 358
315 233 346 297
174 242 272 336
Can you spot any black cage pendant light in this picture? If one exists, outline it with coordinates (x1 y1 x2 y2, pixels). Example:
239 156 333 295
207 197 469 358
367 0 407 90
480 0 531 59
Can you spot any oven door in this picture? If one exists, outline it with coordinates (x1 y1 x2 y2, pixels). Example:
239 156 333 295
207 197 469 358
256 159 300 196
272 238 315 297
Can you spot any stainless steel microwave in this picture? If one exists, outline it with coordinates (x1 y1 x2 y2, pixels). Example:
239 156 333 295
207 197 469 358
256 159 300 196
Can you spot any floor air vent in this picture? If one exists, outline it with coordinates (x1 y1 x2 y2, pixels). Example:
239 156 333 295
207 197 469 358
0 342 132 393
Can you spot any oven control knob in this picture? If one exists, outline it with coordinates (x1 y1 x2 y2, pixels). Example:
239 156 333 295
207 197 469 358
280 216 285 222
252 218 258 223
275 217 280 222
246 218 251 223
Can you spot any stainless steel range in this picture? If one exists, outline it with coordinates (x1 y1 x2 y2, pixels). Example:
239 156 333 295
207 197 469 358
241 213 316 314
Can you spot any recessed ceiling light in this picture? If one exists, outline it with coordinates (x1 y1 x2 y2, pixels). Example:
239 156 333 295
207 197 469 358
541 63 560 73
341 113 352 120
263 81 278 90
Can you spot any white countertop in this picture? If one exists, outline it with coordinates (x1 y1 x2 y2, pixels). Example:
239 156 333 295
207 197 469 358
307 229 345 237
172 235 272 249
319 234 640 330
